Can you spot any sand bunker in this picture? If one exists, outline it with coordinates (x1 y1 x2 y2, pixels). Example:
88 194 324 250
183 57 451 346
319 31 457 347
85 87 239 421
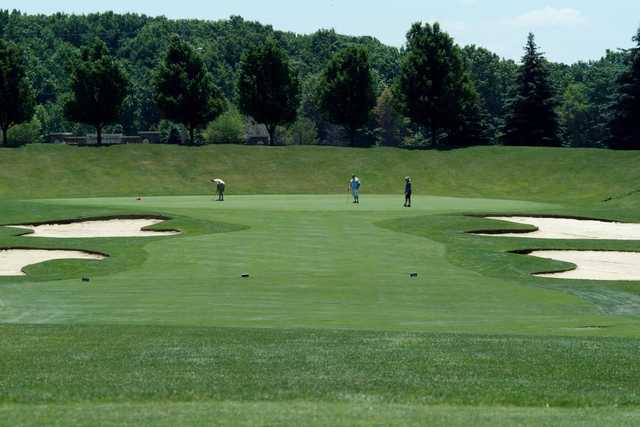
9 218 179 238
527 250 640 281
0 249 105 276
477 216 640 240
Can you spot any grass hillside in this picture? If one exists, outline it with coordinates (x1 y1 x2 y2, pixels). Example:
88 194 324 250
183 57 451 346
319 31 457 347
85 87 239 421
1 144 640 201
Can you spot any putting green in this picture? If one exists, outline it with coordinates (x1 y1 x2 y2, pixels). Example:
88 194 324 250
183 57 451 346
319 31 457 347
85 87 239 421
1 194 638 336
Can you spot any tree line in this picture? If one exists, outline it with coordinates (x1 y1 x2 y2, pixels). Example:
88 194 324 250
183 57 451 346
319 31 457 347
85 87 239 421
0 10 639 149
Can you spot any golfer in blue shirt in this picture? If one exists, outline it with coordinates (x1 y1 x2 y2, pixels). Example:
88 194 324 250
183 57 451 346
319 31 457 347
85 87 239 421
349 175 361 204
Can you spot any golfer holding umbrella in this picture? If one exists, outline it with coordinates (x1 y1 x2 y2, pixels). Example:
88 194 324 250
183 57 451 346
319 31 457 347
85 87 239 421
212 178 226 201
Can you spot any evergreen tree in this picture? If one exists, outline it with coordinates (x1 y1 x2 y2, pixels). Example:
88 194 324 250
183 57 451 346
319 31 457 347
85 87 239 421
64 39 129 145
154 35 226 145
318 46 376 146
609 28 640 149
0 38 35 146
445 98 491 147
238 39 299 145
502 34 561 147
396 22 479 146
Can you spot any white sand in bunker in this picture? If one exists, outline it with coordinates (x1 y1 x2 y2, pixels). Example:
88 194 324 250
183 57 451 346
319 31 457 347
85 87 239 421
0 249 105 276
529 250 640 281
479 216 640 240
10 218 179 238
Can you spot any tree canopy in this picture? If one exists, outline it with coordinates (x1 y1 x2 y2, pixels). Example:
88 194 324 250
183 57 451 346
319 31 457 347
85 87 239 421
0 11 639 150
609 28 640 149
396 22 479 146
0 38 35 145
154 34 226 145
318 46 376 146
238 39 299 144
64 38 128 144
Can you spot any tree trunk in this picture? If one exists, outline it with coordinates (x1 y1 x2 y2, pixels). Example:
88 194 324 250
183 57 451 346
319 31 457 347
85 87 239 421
1 126 7 146
431 122 438 147
96 125 103 145
267 124 277 146
349 127 357 147
189 126 195 146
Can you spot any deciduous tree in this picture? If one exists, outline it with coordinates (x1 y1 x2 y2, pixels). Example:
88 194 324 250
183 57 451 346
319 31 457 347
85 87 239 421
64 39 129 145
0 39 35 146
373 87 404 146
396 22 478 146
318 46 376 146
154 35 226 145
238 39 299 145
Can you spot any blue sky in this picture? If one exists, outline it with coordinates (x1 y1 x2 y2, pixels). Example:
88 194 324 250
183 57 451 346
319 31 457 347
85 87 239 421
4 0 640 63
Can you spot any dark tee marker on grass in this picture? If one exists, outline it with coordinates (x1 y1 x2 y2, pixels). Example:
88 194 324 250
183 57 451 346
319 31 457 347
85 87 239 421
154 35 227 145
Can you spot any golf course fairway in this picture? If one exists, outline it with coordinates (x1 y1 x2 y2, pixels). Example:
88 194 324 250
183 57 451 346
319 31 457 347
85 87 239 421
2 145 640 426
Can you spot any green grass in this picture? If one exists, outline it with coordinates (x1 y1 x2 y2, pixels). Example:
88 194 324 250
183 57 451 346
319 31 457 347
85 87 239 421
2 145 640 425
2 144 640 201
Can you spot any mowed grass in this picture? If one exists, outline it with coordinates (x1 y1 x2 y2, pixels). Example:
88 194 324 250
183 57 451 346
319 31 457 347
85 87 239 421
2 325 640 427
1 194 619 334
1 144 640 201
2 145 640 425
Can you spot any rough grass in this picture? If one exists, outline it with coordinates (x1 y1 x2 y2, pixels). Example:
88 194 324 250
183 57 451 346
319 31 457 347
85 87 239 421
1 324 640 426
2 144 640 201
4 402 640 427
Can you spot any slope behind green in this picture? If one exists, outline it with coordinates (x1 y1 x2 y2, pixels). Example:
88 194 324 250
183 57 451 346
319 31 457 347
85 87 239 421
1 144 640 202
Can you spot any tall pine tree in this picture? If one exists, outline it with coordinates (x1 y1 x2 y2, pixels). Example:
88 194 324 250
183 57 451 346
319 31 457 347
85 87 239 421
609 28 640 149
0 39 35 146
502 33 560 147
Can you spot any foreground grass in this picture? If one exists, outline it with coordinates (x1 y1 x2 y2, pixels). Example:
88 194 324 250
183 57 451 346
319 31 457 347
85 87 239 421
2 145 640 424
1 324 639 409
3 401 639 427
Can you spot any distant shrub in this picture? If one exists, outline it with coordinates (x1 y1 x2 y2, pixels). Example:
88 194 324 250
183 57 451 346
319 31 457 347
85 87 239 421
202 108 245 144
105 123 124 134
284 117 319 145
7 117 43 147
158 120 186 145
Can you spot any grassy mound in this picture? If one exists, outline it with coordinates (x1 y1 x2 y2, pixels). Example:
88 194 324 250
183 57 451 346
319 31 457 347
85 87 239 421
1 144 640 202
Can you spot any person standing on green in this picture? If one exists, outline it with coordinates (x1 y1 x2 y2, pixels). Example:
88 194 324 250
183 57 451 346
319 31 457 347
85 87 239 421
349 175 361 204
404 176 412 208
212 178 226 201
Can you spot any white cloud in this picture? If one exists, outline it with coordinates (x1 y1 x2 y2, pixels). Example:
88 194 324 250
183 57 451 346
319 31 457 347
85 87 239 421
513 7 587 28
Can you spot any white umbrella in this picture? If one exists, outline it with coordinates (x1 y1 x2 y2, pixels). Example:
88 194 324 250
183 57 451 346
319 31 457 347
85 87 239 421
213 178 225 185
